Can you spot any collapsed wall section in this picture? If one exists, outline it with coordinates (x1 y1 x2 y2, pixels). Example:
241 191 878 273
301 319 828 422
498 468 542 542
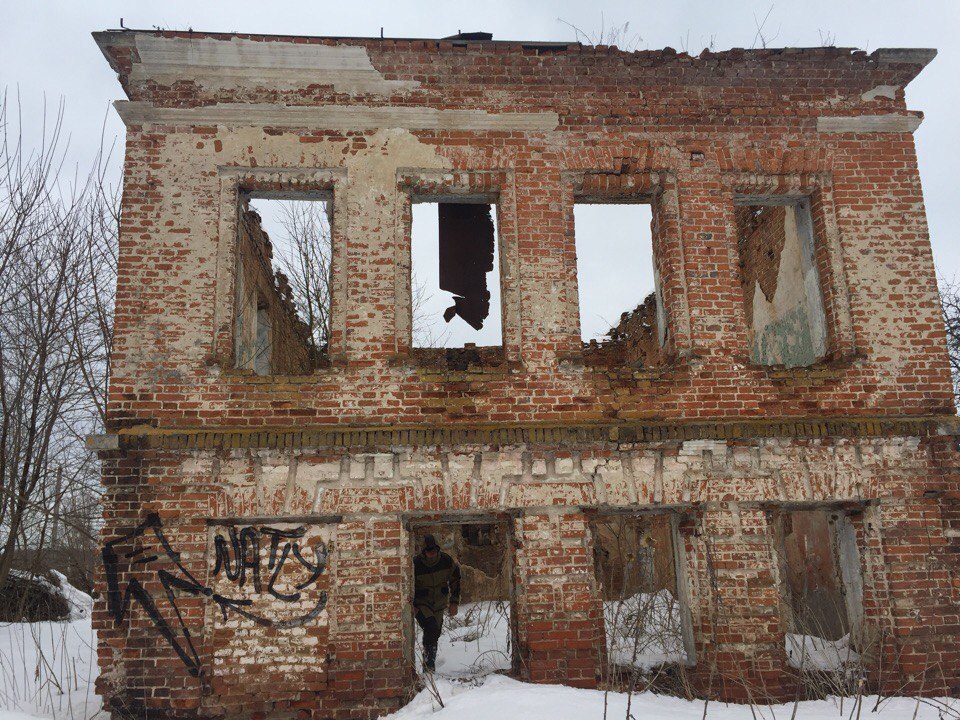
234 204 317 375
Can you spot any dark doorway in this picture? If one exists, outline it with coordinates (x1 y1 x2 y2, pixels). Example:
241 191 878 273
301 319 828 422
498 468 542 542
407 519 515 678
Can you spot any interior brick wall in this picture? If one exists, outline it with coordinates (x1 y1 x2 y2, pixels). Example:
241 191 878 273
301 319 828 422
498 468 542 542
235 205 316 375
736 205 788 329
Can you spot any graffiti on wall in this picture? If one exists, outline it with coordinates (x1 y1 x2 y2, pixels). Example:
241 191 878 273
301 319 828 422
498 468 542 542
102 513 329 677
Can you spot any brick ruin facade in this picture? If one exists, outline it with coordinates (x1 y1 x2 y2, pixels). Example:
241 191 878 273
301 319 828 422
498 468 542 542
89 29 960 719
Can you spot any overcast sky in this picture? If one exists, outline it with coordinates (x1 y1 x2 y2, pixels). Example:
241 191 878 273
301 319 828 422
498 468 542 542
3 1 958 347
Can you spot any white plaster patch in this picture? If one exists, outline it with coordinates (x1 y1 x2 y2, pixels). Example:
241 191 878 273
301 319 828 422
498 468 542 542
679 439 728 456
130 35 418 95
861 84 899 102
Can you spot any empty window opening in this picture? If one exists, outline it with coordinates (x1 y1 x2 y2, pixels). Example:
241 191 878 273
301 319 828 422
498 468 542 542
234 194 331 375
574 203 663 368
592 515 691 676
409 521 514 679
735 198 827 367
777 509 864 674
411 202 502 350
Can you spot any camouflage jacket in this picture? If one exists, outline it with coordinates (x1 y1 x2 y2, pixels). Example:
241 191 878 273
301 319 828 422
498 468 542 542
413 550 461 620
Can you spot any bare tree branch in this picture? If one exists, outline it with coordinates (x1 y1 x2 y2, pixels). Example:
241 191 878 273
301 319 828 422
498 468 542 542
0 92 116 590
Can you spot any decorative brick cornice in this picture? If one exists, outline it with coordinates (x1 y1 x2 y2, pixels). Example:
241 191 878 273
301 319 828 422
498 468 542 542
90 415 960 453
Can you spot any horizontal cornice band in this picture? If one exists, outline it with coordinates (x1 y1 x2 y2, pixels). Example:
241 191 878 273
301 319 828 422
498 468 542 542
113 100 560 132
88 415 960 453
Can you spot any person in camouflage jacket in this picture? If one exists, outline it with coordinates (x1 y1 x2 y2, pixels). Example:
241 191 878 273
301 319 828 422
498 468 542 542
412 534 461 672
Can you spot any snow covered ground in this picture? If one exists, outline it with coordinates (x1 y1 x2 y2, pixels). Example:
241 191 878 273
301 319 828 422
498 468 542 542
1 588 955 720
418 602 512 678
388 674 959 720
0 575 102 720
604 590 687 669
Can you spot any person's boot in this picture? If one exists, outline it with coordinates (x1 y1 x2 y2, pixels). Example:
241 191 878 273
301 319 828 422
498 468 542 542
424 643 437 672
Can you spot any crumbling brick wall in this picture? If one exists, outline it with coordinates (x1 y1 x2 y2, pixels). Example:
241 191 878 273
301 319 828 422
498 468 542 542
235 204 316 375
90 30 959 720
582 292 662 369
737 205 787 330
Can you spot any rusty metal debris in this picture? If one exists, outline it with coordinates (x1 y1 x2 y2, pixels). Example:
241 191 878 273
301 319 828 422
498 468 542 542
438 203 494 330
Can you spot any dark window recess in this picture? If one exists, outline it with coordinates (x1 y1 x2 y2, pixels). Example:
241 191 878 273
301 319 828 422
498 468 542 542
438 203 495 331
781 510 850 640
591 514 691 672
461 523 496 546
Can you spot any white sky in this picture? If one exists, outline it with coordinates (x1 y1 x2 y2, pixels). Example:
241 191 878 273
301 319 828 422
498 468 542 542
575 204 655 342
4 0 958 348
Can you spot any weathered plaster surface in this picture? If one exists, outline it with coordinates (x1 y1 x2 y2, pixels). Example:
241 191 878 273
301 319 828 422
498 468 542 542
817 114 922 133
196 436 928 519
128 35 420 95
749 204 828 367
114 101 561 132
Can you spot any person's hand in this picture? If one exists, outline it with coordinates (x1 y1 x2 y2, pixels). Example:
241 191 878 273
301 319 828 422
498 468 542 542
448 602 459 617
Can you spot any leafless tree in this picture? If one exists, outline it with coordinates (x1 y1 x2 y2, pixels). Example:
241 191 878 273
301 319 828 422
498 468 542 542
939 275 960 408
259 199 446 354
0 91 118 594
273 200 332 353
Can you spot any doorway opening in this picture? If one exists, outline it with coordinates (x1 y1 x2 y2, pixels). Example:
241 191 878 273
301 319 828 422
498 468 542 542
775 508 864 676
407 518 515 679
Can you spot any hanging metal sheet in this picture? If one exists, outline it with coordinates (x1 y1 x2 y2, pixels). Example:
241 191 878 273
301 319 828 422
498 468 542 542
438 203 494 330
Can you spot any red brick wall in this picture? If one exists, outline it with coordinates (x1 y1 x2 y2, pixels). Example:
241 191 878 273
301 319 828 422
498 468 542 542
101 40 953 428
91 32 960 717
513 511 606 687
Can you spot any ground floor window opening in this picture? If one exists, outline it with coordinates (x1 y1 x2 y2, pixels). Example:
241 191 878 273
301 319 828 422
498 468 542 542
592 513 692 679
408 520 514 679
776 508 864 683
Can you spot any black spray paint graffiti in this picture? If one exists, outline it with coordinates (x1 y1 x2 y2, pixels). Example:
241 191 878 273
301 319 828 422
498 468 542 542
211 524 328 607
102 513 328 678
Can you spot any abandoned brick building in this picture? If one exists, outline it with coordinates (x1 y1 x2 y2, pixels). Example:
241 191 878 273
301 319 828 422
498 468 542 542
90 27 960 720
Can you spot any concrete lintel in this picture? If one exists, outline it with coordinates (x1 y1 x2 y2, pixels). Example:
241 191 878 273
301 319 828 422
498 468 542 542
403 510 512 525
871 48 937 67
817 114 923 134
86 433 120 451
113 100 560 132
581 503 694 517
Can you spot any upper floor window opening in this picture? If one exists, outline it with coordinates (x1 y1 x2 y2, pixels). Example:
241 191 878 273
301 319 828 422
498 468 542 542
410 198 503 354
734 196 827 368
574 200 663 369
234 191 332 376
